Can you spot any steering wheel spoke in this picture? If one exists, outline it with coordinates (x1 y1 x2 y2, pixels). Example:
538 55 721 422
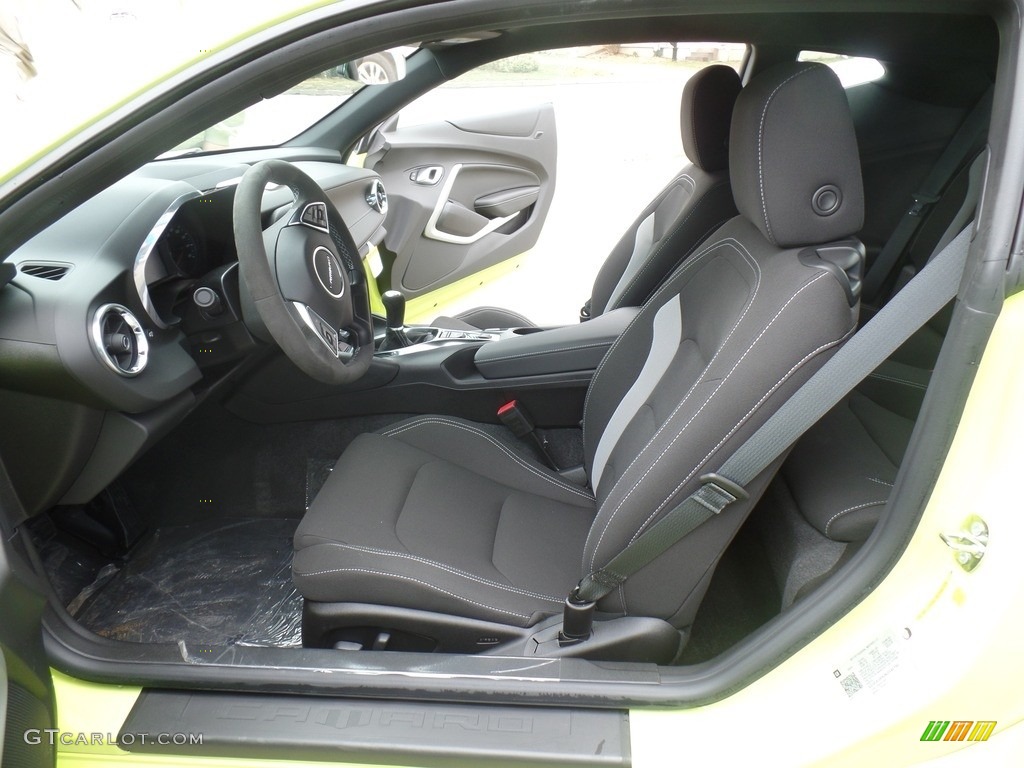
292 302 358 360
234 159 373 384
291 201 331 233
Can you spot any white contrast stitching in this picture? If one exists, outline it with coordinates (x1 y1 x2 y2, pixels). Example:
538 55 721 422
608 180 732 312
868 477 894 487
583 236 757 433
613 218 726 312
690 77 704 167
588 272 831 570
867 372 929 390
630 320 855 545
293 567 530 620
756 66 818 245
824 500 887 538
584 240 762 571
382 417 594 502
302 541 563 602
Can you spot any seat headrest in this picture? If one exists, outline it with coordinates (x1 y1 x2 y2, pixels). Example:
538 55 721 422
730 61 864 248
680 64 742 173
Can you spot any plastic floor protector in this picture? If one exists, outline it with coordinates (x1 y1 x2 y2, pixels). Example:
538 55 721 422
74 518 303 647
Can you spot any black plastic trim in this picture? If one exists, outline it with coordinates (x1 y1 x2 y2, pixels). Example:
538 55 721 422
119 690 630 767
224 346 591 425
302 600 531 651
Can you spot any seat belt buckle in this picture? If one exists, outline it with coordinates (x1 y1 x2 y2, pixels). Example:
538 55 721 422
558 587 596 645
497 399 535 438
908 192 940 217
498 400 559 469
579 300 592 322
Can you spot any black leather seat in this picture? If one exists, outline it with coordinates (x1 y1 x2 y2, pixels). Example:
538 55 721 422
293 61 864 656
435 64 741 330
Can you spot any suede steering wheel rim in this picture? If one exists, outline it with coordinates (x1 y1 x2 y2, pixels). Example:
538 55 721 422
233 159 374 385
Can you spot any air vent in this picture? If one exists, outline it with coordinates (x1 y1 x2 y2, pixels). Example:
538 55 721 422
19 262 72 281
366 179 388 215
90 304 149 377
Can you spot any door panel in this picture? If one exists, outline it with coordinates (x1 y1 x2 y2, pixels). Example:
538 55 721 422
0 468 55 768
366 103 557 299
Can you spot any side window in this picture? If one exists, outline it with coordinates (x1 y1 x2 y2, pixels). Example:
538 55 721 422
798 51 885 87
391 44 747 326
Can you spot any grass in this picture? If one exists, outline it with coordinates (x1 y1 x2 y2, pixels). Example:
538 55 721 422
285 74 361 97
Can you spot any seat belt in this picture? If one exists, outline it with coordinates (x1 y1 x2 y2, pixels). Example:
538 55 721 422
861 88 991 304
560 223 975 642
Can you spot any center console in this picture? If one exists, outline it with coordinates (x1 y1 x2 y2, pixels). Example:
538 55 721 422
226 300 639 426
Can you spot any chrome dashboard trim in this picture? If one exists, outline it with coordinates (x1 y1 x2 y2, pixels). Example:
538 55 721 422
90 303 150 377
132 190 202 328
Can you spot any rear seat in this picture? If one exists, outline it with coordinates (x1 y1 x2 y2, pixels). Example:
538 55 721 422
767 97 990 604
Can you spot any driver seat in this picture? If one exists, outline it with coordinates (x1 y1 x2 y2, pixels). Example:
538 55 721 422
434 63 741 330
293 62 864 657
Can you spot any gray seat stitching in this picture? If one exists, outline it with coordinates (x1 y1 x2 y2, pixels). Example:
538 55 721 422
301 541 563 602
609 181 732 312
383 416 595 501
630 320 855 544
583 236 758 431
599 174 694 314
588 271 828 571
291 567 531 620
583 240 761 570
757 67 818 245
824 500 888 538
617 218 731 312
866 372 929 390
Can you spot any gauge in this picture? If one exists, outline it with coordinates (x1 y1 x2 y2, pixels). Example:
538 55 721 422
162 222 206 277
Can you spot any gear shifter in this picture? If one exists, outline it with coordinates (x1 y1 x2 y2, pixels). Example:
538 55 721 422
379 290 413 351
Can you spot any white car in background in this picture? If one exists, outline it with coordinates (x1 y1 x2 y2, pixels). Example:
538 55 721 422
339 46 415 84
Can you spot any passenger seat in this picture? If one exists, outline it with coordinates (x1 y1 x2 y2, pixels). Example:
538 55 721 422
435 64 741 330
771 134 988 604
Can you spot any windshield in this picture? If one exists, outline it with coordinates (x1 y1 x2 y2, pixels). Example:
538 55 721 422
0 0 383 177
160 72 362 158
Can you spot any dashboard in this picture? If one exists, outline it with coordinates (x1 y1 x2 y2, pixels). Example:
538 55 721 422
0 151 387 514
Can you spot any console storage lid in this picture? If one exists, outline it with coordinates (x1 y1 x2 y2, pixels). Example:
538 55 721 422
473 307 639 379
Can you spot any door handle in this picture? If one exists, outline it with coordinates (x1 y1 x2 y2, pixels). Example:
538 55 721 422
424 164 520 245
410 166 444 186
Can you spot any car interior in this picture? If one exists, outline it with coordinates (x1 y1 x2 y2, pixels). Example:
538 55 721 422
0 0 1004 710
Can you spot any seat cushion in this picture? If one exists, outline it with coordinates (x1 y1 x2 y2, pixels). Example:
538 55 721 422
293 416 595 627
783 390 915 542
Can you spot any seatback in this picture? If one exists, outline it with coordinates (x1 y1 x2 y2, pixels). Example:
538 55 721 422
580 62 865 626
784 151 987 545
584 65 741 319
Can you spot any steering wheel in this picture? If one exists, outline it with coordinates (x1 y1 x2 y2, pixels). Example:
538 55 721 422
233 159 373 384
